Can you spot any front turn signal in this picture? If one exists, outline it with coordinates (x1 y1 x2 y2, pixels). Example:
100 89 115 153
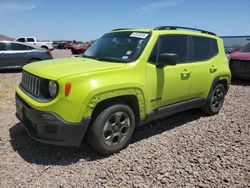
65 82 71 97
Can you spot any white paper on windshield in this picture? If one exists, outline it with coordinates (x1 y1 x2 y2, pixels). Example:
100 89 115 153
130 32 149 39
126 51 132 55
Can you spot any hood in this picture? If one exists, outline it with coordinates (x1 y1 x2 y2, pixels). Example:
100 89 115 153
229 51 250 60
24 57 126 80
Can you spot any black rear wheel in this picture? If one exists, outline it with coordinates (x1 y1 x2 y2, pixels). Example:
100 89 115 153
201 84 226 115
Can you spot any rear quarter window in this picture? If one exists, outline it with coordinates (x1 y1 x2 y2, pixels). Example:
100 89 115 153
27 38 35 42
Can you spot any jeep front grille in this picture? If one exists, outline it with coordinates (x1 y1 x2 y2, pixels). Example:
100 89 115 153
21 71 41 97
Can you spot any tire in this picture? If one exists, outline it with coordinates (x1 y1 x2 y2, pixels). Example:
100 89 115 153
71 50 77 54
76 50 82 54
86 104 135 155
201 83 226 115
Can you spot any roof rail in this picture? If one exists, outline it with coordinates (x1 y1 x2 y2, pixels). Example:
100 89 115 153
154 26 216 36
112 28 134 31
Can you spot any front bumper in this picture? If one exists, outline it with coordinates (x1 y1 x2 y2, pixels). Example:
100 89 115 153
15 94 91 146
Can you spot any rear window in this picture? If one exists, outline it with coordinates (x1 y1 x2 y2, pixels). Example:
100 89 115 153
10 43 29 50
27 38 35 42
191 36 218 61
0 43 8 51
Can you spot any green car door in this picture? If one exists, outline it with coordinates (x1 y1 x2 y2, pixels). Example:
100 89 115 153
146 35 193 112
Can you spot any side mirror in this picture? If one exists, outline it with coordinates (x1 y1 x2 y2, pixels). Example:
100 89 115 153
157 53 178 68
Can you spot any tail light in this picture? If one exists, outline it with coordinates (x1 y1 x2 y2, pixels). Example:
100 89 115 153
46 50 52 57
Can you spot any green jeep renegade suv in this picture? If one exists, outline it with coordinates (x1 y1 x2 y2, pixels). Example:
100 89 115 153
16 26 231 154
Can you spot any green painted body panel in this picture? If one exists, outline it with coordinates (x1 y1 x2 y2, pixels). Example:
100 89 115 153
16 29 231 123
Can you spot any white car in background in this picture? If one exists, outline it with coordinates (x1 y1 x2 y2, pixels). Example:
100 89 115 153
15 37 54 50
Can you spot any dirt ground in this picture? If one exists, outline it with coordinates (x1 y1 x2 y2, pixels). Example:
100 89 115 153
51 49 75 59
0 50 249 187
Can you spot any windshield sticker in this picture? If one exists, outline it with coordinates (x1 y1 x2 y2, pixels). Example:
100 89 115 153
126 51 132 55
130 32 149 39
122 56 129 60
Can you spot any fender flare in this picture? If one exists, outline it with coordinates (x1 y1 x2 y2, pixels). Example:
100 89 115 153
208 75 230 96
83 88 146 120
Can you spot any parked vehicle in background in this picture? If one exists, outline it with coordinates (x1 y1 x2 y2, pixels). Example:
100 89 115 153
16 26 230 154
0 41 52 70
71 44 91 54
225 47 234 54
229 43 250 80
64 43 74 49
15 37 54 50
53 42 68 49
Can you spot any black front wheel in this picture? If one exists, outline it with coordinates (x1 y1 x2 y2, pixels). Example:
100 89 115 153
202 84 226 115
86 104 135 155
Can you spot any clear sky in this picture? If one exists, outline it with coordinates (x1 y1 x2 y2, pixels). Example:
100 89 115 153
0 0 250 41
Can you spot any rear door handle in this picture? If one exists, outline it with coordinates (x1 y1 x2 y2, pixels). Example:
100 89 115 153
210 65 217 72
181 69 191 77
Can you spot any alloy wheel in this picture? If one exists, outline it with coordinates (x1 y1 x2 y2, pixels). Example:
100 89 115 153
211 87 224 111
103 111 131 146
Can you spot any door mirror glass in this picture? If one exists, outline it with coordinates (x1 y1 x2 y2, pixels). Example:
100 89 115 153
157 53 178 68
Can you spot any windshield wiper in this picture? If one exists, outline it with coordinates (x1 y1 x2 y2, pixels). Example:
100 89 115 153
82 55 125 63
82 55 103 61
82 54 94 59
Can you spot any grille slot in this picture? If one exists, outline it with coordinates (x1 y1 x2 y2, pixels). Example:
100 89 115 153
21 71 40 97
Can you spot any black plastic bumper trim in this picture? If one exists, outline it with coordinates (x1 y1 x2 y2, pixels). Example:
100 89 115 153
15 94 91 146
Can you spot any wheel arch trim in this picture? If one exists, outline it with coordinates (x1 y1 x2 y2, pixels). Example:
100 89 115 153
83 88 146 121
209 75 230 96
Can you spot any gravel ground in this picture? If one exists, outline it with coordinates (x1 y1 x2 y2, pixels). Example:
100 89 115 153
51 49 75 59
0 52 249 187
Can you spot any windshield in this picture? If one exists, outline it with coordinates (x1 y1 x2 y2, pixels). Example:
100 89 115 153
82 31 150 62
242 43 250 52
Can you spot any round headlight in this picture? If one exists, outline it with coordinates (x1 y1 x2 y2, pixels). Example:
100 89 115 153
48 80 58 98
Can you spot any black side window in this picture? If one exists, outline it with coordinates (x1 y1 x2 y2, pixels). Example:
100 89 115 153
10 43 28 50
0 43 8 51
26 46 34 50
148 35 188 64
27 38 35 42
16 38 25 42
192 36 218 61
